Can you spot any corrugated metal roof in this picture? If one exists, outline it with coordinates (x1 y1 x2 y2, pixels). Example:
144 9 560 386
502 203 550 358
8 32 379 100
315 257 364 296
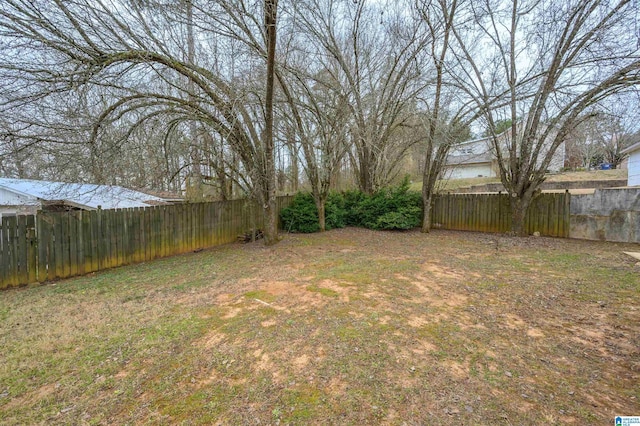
0 178 167 210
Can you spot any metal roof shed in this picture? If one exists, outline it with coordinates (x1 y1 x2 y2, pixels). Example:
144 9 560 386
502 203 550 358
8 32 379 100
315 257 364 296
0 178 168 215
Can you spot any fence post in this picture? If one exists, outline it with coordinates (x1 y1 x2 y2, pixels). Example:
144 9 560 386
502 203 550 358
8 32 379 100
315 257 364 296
1 216 14 288
563 190 571 238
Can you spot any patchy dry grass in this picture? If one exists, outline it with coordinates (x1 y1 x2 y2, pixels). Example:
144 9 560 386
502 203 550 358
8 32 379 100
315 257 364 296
414 169 628 191
546 169 627 182
1 228 639 425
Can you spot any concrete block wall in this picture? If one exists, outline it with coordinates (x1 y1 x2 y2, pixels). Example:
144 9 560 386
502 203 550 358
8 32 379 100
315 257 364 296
570 188 640 243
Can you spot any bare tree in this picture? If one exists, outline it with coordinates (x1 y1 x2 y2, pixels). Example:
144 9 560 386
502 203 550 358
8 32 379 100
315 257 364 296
0 0 283 244
278 65 351 231
263 0 279 244
293 0 429 194
565 121 602 170
451 0 640 235
588 95 640 169
415 0 478 232
185 0 203 198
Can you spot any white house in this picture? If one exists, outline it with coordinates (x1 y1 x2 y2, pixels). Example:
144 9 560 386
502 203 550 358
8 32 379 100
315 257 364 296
621 141 640 186
443 137 498 179
0 178 168 216
443 128 565 180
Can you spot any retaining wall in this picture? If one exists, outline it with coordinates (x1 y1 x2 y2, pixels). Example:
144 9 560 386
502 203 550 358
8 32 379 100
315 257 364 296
570 188 640 243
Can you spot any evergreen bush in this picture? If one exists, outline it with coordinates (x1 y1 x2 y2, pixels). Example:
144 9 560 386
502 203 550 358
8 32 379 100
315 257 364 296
280 192 320 233
280 177 422 233
280 192 348 233
325 192 347 229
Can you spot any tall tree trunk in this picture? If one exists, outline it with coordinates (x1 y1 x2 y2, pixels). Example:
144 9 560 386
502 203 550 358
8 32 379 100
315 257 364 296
315 196 326 232
290 142 299 193
421 149 435 233
216 153 228 201
262 0 279 245
228 152 237 199
357 144 375 194
185 0 202 198
421 191 432 233
510 194 531 237
263 195 278 243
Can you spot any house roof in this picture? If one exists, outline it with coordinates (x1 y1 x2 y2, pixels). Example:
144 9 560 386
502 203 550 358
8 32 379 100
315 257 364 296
454 124 515 147
621 141 640 155
454 135 492 147
0 178 168 210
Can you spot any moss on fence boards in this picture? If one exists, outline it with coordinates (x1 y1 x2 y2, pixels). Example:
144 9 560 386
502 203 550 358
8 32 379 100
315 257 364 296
0 197 293 289
1 193 570 290
431 192 570 237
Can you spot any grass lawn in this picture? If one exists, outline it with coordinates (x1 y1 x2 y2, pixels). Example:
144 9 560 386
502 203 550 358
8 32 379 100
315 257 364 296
1 228 638 425
412 169 628 191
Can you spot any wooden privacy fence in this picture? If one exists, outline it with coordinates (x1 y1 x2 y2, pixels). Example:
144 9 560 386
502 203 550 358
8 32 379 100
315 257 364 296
431 192 570 237
1 192 570 290
1 197 293 290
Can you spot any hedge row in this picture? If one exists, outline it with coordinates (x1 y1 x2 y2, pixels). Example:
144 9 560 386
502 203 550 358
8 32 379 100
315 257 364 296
280 179 422 233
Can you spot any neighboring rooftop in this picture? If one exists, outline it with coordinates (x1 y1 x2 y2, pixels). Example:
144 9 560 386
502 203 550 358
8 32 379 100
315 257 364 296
0 178 168 210
621 140 640 154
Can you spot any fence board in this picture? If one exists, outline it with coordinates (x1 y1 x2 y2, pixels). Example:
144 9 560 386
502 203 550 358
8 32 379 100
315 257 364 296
128 209 135 263
79 211 87 274
16 215 28 284
52 214 63 279
431 192 570 237
142 208 150 262
1 217 12 286
122 209 129 265
2 218 10 286
134 207 142 263
69 213 79 277
98 209 108 269
162 206 168 256
110 209 118 267
43 216 54 282
1 193 566 290
83 211 92 273
26 215 37 284
117 209 125 267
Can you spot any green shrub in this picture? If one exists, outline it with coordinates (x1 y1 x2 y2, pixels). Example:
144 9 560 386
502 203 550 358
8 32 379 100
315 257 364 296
280 193 320 233
374 206 422 230
325 192 347 229
355 177 422 230
280 192 348 233
342 190 368 227
280 177 422 233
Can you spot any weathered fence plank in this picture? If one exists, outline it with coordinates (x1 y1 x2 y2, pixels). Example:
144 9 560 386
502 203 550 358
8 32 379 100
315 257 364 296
1 217 12 286
16 215 28 285
69 212 79 277
2 193 563 290
431 192 570 237
0 197 296 289
26 215 37 284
